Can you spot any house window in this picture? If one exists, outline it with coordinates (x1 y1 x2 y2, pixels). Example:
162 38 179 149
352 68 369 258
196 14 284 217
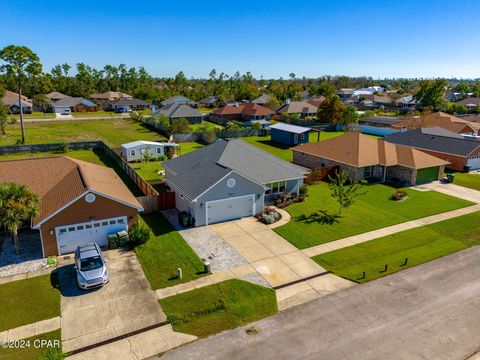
59 229 67 234
77 225 84 230
86 224 92 229
130 150 136 156
68 227 75 232
117 219 124 224
94 223 100 228
156 147 162 154
109 220 116 225
265 181 287 195
300 133 305 140
102 221 108 226
364 166 374 178
293 133 299 144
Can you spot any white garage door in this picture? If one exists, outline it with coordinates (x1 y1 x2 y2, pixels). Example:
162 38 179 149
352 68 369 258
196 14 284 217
206 195 255 225
467 157 480 170
55 216 128 255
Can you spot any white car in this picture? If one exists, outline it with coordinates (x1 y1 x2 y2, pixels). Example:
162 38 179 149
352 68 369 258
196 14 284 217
74 243 109 289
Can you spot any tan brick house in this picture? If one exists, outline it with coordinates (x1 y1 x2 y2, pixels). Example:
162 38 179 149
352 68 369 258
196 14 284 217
0 157 143 256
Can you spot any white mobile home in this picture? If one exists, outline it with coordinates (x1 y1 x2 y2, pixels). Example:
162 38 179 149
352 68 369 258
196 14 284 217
121 141 178 162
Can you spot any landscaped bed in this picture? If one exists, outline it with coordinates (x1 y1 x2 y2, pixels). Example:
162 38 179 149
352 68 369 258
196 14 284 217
275 182 474 249
135 213 206 289
159 279 277 337
313 211 480 283
0 329 62 360
0 274 60 332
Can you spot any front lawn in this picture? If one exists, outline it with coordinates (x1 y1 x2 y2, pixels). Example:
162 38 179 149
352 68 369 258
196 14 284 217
189 121 223 133
0 329 62 360
447 171 480 191
10 111 55 119
313 211 480 283
0 274 60 332
135 213 205 289
160 279 277 337
242 132 347 162
275 183 474 249
0 119 166 147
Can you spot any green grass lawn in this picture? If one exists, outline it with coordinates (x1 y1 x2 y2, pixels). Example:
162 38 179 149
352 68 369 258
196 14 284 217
160 279 277 338
241 132 347 162
71 111 123 118
313 211 480 283
275 182 474 249
10 111 56 119
446 171 480 191
135 213 206 289
0 274 60 332
0 119 166 147
189 121 223 133
0 329 62 360
0 149 104 164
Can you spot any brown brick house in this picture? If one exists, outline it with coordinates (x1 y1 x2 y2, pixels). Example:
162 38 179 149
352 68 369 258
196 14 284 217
292 132 448 185
392 111 479 135
0 157 143 256
212 103 274 121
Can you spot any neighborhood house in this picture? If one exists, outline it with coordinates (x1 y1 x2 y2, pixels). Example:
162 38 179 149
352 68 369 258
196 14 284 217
211 103 274 122
270 123 311 146
1 90 33 114
163 138 307 226
292 132 449 185
0 157 143 256
121 140 178 162
52 97 99 113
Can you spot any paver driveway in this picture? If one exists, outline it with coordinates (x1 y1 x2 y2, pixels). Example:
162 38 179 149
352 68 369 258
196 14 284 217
58 249 166 353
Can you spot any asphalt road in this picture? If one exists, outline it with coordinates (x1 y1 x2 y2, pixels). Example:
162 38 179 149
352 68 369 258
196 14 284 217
162 246 480 360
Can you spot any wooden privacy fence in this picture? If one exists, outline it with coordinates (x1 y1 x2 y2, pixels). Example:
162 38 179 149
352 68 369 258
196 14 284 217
157 192 175 210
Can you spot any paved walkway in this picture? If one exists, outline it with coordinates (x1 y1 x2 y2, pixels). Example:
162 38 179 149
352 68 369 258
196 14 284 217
0 317 60 341
67 324 196 360
414 181 480 203
303 204 480 257
161 246 480 360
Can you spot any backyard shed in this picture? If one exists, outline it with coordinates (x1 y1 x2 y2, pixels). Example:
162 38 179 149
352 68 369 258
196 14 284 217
121 140 178 162
270 123 311 146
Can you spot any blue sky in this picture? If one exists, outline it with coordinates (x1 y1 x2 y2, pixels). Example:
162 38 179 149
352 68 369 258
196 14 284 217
1 0 479 79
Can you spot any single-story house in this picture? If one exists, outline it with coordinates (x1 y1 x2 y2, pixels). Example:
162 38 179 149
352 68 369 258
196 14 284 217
392 112 479 136
251 93 273 105
160 95 197 107
0 157 143 256
358 116 401 128
157 103 204 124
292 132 449 185
105 98 150 112
395 95 416 109
90 91 132 102
244 119 271 129
121 140 178 162
1 90 32 114
212 103 273 122
52 97 99 113
458 97 480 109
198 96 218 107
275 100 318 118
385 127 480 171
270 123 311 146
163 139 307 226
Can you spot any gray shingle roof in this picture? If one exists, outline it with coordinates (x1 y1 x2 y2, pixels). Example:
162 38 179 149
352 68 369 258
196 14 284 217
160 95 197 106
359 116 401 126
53 97 97 107
163 139 306 200
384 128 480 157
251 93 271 104
158 103 203 118
110 98 149 106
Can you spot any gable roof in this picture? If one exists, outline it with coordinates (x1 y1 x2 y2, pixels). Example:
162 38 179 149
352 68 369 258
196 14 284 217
275 101 318 114
393 112 478 133
45 91 69 100
458 97 480 107
53 97 98 108
2 91 32 107
270 123 311 134
0 157 142 227
198 96 217 104
212 103 273 117
90 91 132 99
158 103 203 118
291 132 448 169
163 139 306 200
251 93 272 104
384 128 480 157
109 98 149 106
306 96 326 107
160 95 197 107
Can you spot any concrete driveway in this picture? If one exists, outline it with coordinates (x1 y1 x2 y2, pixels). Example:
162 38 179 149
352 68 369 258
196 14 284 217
162 246 480 360
415 181 480 203
58 249 166 353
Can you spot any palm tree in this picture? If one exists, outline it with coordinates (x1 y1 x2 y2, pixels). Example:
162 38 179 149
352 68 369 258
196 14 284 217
0 183 40 255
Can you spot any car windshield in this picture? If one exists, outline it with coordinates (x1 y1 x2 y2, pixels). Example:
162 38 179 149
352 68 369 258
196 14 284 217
80 256 103 271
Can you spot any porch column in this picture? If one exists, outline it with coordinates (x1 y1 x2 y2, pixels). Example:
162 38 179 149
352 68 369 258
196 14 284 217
382 166 387 182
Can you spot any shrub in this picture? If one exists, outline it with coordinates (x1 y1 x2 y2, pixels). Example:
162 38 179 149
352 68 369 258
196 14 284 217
128 223 152 247
256 207 281 224
58 142 69 153
390 190 408 201
299 185 308 196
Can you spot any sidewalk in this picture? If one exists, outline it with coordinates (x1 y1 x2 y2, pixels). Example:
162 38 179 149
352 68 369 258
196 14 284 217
303 204 480 257
0 317 60 341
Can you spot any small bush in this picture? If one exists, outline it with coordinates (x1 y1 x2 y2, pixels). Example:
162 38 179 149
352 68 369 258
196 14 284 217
59 142 69 153
256 207 281 224
299 185 308 196
128 223 152 247
390 190 408 201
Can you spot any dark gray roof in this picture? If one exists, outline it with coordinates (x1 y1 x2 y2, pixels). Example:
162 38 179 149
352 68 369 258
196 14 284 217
158 103 203 118
53 97 97 107
198 96 217 104
110 98 149 106
160 95 197 106
384 128 480 157
251 93 271 104
359 116 401 126
163 139 306 200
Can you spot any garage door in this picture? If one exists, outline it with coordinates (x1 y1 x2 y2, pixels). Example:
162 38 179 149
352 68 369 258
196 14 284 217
416 167 439 184
467 157 480 170
206 195 255 225
55 216 127 255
